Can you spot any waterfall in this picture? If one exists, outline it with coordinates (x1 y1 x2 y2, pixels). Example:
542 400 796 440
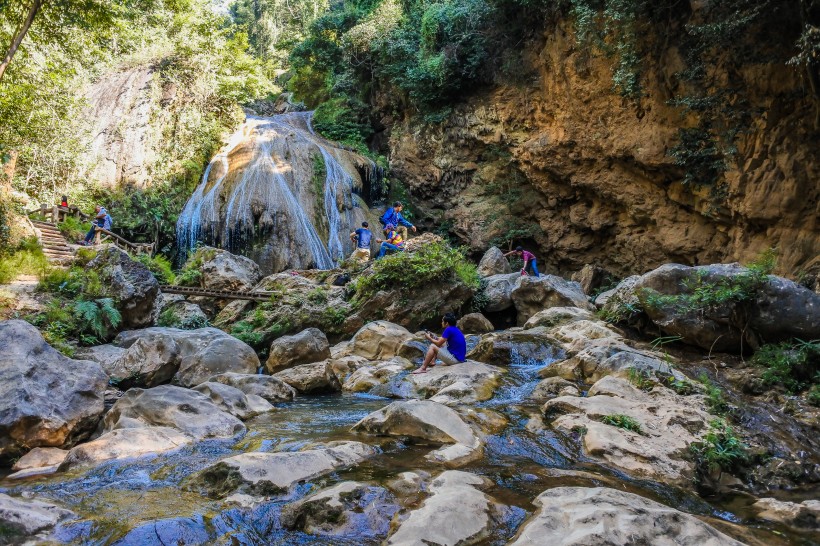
176 112 379 272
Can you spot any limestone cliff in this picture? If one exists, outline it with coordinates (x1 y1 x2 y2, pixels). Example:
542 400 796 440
386 23 820 279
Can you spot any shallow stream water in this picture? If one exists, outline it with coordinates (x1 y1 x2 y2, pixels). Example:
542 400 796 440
2 351 816 545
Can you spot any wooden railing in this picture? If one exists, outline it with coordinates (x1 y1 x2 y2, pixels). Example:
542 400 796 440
93 227 154 255
27 204 90 223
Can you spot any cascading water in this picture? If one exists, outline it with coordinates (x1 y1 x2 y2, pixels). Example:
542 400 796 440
176 112 379 273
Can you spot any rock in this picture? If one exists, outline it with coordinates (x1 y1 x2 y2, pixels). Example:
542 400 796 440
105 335 180 389
351 321 414 360
60 426 191 470
265 328 331 373
87 247 159 328
190 441 377 497
157 299 208 330
103 384 246 440
510 275 594 325
0 320 108 460
523 307 597 329
752 497 820 529
207 372 296 403
387 471 429 499
482 272 519 312
595 274 640 309
193 382 274 420
353 400 478 447
343 357 415 392
468 327 562 366
197 247 261 292
281 481 398 537
530 377 579 402
114 327 259 388
6 448 68 480
387 471 509 546
273 361 341 394
543 376 711 483
0 493 76 540
477 246 511 277
457 312 494 334
571 264 613 296
547 319 623 355
396 361 504 405
328 354 371 381
509 487 745 545
211 299 253 328
74 344 127 368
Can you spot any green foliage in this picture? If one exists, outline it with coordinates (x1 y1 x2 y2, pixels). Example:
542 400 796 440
0 238 49 283
667 125 728 188
808 384 820 407
665 375 696 396
354 240 479 302
57 216 92 243
307 287 329 304
596 300 640 324
175 247 215 286
39 265 104 299
135 253 176 284
752 339 820 394
322 306 349 326
627 368 654 391
600 414 643 434
157 305 208 329
313 97 373 144
690 418 748 479
72 298 122 342
698 373 730 416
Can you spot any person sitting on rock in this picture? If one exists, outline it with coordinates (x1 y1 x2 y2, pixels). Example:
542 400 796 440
60 195 68 208
413 313 467 374
82 205 112 245
375 224 405 259
504 246 540 278
379 201 416 241
349 221 373 263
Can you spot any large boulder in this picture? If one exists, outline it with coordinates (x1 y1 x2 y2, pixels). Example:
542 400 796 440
370 362 504 405
510 275 593 325
482 273 519 312
113 327 259 387
457 312 494 334
193 382 273 420
387 471 510 546
59 427 192 470
104 335 180 389
543 340 678 383
207 372 296 403
272 361 341 394
468 327 562 366
265 328 331 373
197 247 261 292
343 357 415 393
523 307 597 330
156 299 208 330
0 493 77 542
477 246 511 277
570 264 612 296
0 321 108 460
752 498 820 529
190 441 377 498
350 321 414 360
87 246 159 328
102 384 246 440
509 487 745 545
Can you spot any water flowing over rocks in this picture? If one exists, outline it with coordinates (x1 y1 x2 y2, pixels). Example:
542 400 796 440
207 372 296 402
86 247 160 329
0 321 108 460
102 384 246 440
265 327 331 373
509 487 746 545
469 327 561 366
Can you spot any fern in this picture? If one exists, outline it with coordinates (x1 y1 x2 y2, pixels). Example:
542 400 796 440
73 298 122 340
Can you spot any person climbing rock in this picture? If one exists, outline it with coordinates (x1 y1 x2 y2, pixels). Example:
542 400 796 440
82 205 112 245
504 246 540 277
349 221 373 263
413 313 467 374
379 201 416 241
375 224 405 259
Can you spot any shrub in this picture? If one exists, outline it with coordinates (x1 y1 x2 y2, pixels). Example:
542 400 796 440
38 266 104 299
808 384 820 407
752 339 820 394
689 419 748 480
157 305 208 330
175 247 215 287
135 253 176 284
600 414 643 434
57 216 92 242
72 298 122 343
0 238 49 283
698 373 730 416
627 368 654 391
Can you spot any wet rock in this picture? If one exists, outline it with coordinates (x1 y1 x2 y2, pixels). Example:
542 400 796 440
509 487 745 545
457 312 494 334
328 354 371 381
273 360 341 394
6 448 68 480
191 441 377 498
197 247 261 292
468 327 561 366
477 246 511 277
482 272 519 312
351 321 414 360
0 493 76 541
387 471 430 499
207 372 296 403
281 481 399 538
752 497 820 529
265 327 331 373
571 264 613 296
60 426 191 470
543 376 711 483
353 400 478 448
387 471 509 546
103 384 246 440
157 299 208 329
523 306 597 329
343 357 415 392
530 377 579 402
405 362 503 405
0 320 108 460
193 382 274 420
511 275 593 325
87 247 159 328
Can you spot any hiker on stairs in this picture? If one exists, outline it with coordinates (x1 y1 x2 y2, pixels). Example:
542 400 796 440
82 206 112 245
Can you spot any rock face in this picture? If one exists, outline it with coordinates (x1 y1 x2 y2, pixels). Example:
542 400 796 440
272 361 341 394
87 247 160 328
0 321 108 459
60 427 191 470
266 328 331 373
752 498 820 529
105 336 180 389
571 264 612 296
103 385 246 440
207 372 296 402
482 273 519 312
197 247 261 292
387 471 508 546
509 487 745 545
477 246 511 277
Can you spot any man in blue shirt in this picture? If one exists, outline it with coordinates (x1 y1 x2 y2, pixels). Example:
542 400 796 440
82 205 112 245
413 313 467 374
349 221 373 262
380 201 416 242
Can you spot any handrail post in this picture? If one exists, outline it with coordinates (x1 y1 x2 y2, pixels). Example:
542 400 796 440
52 205 59 224
40 204 47 220
94 226 101 245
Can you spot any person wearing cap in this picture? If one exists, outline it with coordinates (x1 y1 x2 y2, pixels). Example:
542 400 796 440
375 223 405 259
379 201 416 241
349 221 373 263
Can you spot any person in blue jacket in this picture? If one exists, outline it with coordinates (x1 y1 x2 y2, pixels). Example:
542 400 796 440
380 201 416 241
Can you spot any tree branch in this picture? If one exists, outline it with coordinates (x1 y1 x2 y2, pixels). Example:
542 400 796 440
0 0 44 83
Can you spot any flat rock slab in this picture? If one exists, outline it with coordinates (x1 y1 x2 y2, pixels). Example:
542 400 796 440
60 426 191 470
353 400 477 447
191 441 378 498
509 487 745 545
0 493 76 538
207 372 296 403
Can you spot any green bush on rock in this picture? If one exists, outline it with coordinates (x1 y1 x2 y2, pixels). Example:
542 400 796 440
752 339 820 395
689 419 748 483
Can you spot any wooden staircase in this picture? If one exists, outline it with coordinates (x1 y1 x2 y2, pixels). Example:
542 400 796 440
32 220 74 264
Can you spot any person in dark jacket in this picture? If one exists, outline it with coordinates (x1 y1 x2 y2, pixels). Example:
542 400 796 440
379 201 416 241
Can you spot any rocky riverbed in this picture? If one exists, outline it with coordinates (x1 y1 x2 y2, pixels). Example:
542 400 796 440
1 247 818 545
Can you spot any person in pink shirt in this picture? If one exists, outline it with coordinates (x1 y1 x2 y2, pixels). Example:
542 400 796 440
504 246 540 277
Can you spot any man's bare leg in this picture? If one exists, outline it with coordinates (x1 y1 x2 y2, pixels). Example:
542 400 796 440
414 344 439 374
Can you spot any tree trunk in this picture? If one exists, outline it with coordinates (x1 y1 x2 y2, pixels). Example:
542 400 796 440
0 0 44 83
